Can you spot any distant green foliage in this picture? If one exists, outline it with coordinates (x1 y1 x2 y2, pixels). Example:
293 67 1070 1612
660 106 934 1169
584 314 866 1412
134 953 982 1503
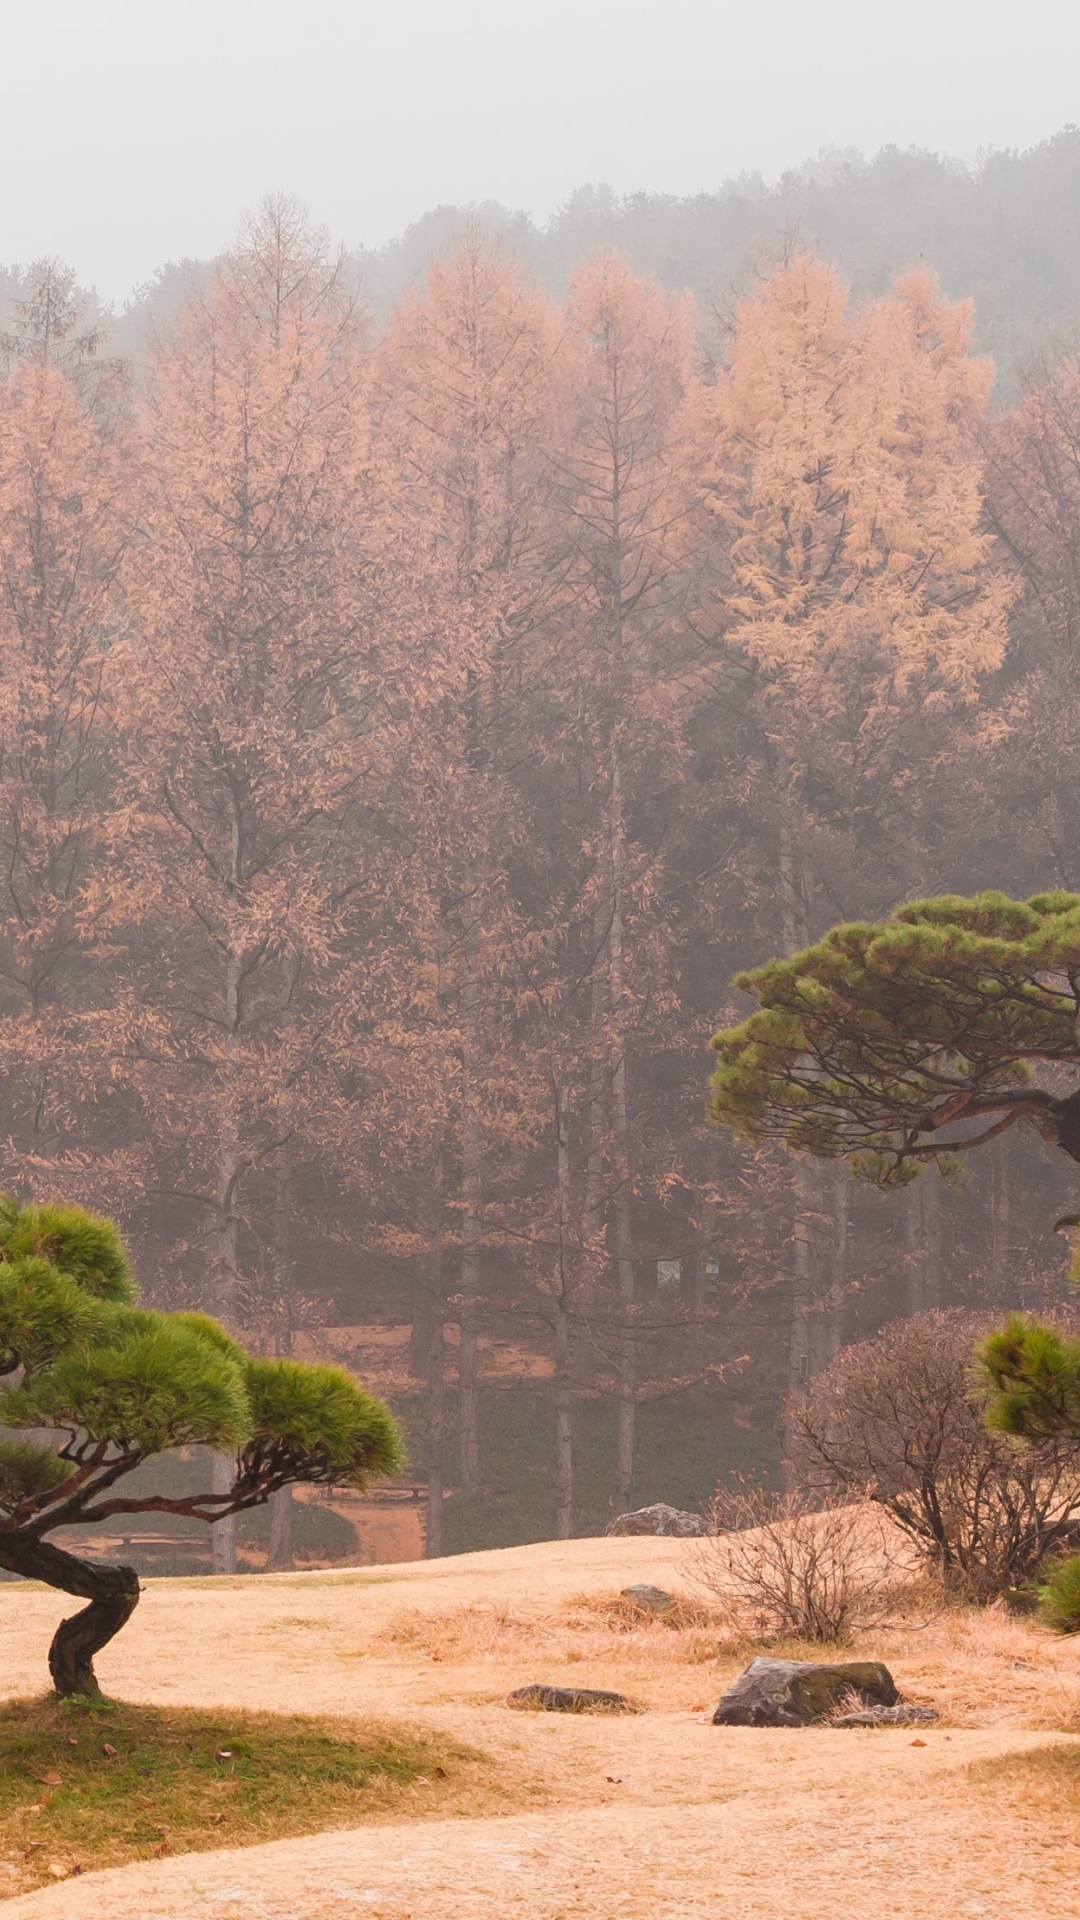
1038 1555 1080 1633
710 891 1080 1186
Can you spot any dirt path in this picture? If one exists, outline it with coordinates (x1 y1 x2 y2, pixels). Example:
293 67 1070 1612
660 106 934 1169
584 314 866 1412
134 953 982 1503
3 1536 1078 1917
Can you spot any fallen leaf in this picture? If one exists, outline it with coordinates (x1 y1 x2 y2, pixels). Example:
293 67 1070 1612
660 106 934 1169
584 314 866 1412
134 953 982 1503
67 1737 78 1748
47 1864 67 1880
36 1772 62 1788
207 1813 227 1826
152 1825 170 1838
911 1738 927 1748
433 1765 447 1779
26 1805 43 1817
135 1796 154 1809
414 1776 431 1786
214 1750 232 1762
102 1743 117 1758
605 1776 624 1784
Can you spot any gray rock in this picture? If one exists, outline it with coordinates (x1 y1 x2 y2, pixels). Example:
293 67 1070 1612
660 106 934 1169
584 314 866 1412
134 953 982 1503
711 1657 899 1728
607 1503 709 1537
832 1703 939 1727
507 1684 634 1713
620 1584 677 1614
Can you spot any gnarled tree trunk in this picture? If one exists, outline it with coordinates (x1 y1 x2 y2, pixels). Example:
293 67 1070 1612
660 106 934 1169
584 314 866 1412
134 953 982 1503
0 1532 140 1697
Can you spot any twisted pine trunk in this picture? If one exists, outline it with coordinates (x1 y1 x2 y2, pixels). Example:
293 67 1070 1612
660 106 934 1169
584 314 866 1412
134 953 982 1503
0 1531 140 1696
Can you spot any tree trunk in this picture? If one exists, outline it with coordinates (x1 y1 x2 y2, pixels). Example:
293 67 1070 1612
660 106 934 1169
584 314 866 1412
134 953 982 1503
609 751 636 1515
0 1531 140 1697
825 1163 848 1362
458 881 483 1501
777 796 818 1466
211 1451 237 1575
423 1161 447 1559
554 1081 574 1539
267 1488 294 1570
212 936 242 1576
265 1063 296 1571
577 896 610 1390
922 1173 943 1311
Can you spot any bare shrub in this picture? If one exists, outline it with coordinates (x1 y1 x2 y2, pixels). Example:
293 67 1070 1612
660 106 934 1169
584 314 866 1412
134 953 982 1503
692 1482 895 1642
795 1312 1080 1604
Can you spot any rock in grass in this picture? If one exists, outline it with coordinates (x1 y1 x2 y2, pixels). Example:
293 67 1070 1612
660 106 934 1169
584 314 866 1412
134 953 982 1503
711 1658 898 1727
607 1503 709 1537
832 1703 939 1727
507 1684 634 1714
620 1584 677 1614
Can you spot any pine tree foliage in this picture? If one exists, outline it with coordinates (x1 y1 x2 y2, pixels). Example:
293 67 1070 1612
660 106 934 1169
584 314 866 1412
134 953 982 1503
711 891 1080 1185
0 1196 401 1693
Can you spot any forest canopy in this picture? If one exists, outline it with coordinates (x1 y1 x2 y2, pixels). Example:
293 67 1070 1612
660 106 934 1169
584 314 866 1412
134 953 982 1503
1 160 1079 1549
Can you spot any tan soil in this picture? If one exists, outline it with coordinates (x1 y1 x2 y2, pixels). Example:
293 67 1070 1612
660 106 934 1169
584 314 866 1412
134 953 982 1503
2 1533 1079 1917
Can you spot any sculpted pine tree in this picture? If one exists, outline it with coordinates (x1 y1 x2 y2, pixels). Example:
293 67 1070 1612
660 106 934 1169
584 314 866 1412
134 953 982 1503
0 1197 399 1695
373 234 558 1511
708 888 1080 1493
697 254 1010 1389
0 262 132 1198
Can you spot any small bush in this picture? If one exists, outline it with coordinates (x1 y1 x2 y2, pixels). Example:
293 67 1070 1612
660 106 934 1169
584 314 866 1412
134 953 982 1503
795 1312 1080 1603
693 1481 891 1642
1038 1553 1080 1633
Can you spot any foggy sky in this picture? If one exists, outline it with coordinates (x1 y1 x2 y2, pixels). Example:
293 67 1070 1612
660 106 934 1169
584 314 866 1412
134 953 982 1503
5 0 1078 303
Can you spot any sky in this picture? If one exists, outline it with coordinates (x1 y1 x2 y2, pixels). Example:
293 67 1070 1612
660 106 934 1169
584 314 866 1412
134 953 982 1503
4 0 1078 303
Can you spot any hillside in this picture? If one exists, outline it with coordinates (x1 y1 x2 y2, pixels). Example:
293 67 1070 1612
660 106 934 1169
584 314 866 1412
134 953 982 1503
2 1535 1079 1917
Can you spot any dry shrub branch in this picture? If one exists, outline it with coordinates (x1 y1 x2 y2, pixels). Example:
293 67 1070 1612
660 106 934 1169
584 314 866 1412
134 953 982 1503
692 1483 899 1642
794 1312 1080 1603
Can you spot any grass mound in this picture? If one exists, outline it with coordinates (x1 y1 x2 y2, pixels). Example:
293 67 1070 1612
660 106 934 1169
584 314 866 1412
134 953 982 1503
0 1695 487 1897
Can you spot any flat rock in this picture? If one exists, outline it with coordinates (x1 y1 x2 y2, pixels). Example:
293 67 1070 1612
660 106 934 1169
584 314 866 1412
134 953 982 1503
607 1503 709 1537
507 1684 634 1713
711 1657 898 1728
620 1584 677 1614
833 1704 940 1727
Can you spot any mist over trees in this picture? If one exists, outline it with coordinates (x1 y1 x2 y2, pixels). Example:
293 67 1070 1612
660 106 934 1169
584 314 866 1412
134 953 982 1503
3 132 1080 1551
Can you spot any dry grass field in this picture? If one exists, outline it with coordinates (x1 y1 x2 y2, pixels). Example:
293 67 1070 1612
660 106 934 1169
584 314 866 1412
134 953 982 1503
2 1531 1079 1917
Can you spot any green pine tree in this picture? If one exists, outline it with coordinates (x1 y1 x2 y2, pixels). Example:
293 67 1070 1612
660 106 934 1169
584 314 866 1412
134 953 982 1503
0 1198 401 1694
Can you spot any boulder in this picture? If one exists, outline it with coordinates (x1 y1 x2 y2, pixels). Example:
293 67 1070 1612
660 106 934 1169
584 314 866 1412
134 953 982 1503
507 1684 634 1713
711 1657 898 1728
832 1703 939 1728
620 1584 677 1614
607 1503 709 1537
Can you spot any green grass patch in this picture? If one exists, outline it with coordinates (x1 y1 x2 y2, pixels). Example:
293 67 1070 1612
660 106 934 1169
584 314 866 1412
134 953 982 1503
0 1695 492 1897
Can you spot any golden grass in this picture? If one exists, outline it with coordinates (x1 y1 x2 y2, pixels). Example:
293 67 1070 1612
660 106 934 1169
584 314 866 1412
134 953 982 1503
969 1739 1080 1836
0 1696 518 1900
373 1590 731 1670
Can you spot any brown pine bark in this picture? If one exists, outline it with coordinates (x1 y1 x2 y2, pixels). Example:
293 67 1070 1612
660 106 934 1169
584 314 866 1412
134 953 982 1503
0 1532 140 1698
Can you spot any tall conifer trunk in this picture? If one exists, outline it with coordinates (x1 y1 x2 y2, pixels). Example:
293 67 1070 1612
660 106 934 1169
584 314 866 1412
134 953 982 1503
554 1081 574 1538
458 875 483 1499
609 750 637 1514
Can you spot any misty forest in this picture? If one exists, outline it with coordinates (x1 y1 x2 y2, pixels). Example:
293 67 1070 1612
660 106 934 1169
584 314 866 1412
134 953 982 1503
7 131 1080 1567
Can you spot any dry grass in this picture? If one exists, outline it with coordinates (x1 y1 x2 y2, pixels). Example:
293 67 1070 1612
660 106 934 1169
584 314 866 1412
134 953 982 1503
5 1532 1080 1920
374 1590 730 1671
969 1740 1080 1847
